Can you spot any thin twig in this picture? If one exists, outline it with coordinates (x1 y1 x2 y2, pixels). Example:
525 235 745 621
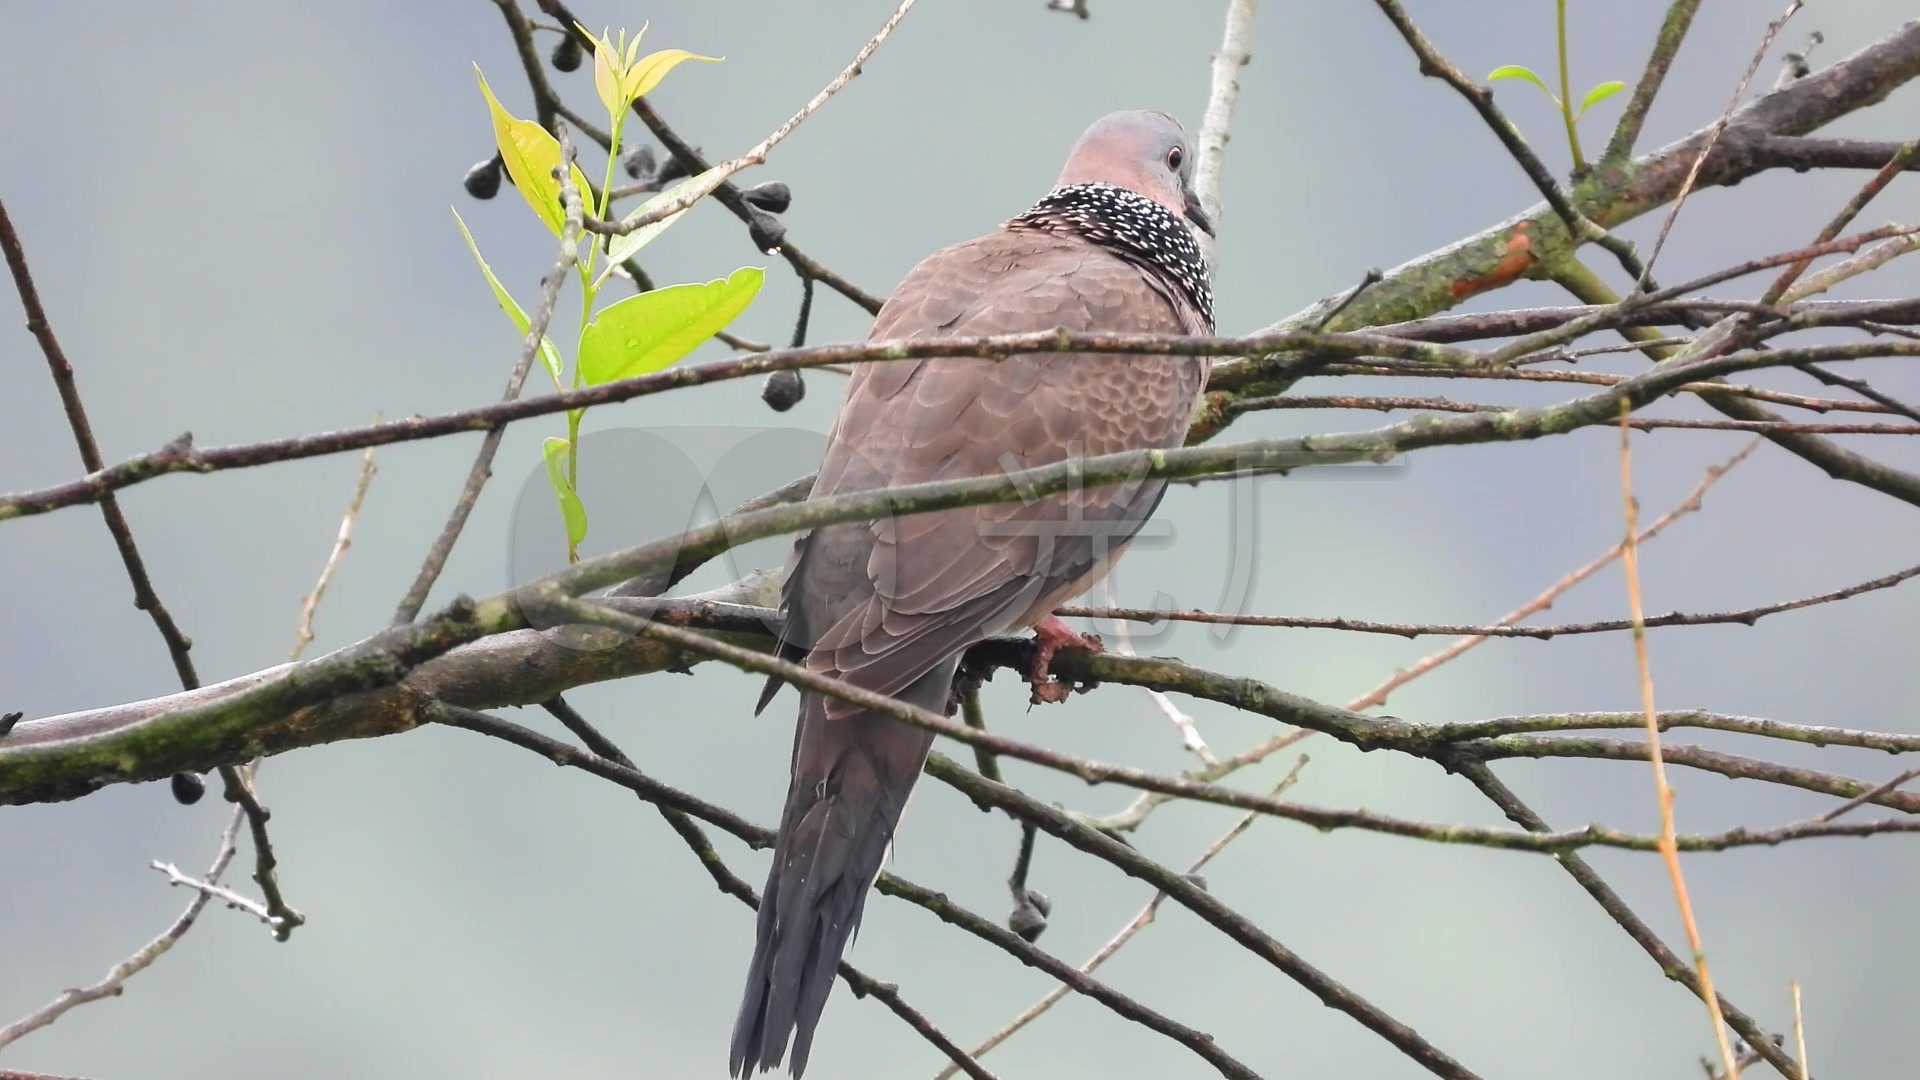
1602 0 1704 165
1093 576 1216 763
1790 982 1808 1080
1307 363 1907 418
1221 393 1920 435
1763 141 1917 303
1774 31 1824 90
0 810 244 1050
225 433 382 941
1814 767 1920 823
545 603 1920 855
1082 439 1753 833
1364 436 1753 711
0 198 202 693
149 859 279 928
580 0 920 239
293 441 378 658
936 757 1307 1079
1192 0 1258 226
540 698 1004 1080
1618 406 1740 1079
1368 0 1648 278
19 305 1920 524
1639 2 1804 286
508 699 1248 1080
0 195 205 813
1454 762 1800 1077
391 122 585 624
1061 557 1920 639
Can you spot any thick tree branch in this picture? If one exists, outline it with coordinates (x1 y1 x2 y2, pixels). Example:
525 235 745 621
1213 18 1920 400
1602 0 1704 166
9 327 1920 803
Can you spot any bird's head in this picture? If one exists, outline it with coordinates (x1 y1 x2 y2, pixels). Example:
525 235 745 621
1054 110 1213 237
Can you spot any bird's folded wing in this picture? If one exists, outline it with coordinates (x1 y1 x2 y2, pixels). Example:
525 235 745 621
780 231 1208 713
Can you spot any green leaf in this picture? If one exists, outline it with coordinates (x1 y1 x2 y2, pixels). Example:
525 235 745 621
578 266 765 385
625 48 720 101
1488 64 1556 103
542 437 589 549
582 23 718 115
451 208 565 389
475 65 594 237
590 29 625 118
1575 80 1627 119
599 165 725 282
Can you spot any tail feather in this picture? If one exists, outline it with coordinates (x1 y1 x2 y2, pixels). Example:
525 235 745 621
730 658 958 1077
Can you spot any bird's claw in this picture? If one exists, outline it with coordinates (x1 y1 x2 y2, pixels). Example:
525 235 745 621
1028 615 1103 705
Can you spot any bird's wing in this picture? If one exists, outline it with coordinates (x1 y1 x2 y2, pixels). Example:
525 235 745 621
734 228 1210 1077
782 229 1209 708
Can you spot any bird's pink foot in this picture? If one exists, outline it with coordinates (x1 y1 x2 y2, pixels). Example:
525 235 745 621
1029 615 1103 705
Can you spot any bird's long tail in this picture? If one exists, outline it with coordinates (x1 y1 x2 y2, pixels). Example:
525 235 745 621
729 657 960 1077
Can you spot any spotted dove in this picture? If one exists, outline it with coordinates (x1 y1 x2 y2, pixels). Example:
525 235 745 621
730 110 1216 1077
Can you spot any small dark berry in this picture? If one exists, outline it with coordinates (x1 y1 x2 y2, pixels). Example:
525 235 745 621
761 369 805 412
742 182 792 214
656 150 698 186
747 208 786 254
170 771 206 805
550 36 584 72
1008 901 1048 943
1024 888 1053 917
0 710 21 738
623 145 658 181
463 155 504 200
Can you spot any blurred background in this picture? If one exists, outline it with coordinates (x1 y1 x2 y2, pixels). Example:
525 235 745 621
3 2 1917 1077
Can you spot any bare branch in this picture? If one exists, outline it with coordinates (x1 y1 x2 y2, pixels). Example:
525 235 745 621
391 124 584 624
0 198 202 693
936 759 1308 1079
1192 0 1258 226
446 703 1266 1080
1603 0 1705 165
1062 559 1920 639
1640 2 1804 284
1454 763 1801 1077
149 859 280 929
1367 0 1649 278
576 0 920 240
0 811 244 1050
294 444 379 660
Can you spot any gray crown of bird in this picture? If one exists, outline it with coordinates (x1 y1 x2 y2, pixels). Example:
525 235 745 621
730 110 1216 1078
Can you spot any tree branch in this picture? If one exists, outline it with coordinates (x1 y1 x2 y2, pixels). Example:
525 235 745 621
1213 17 1920 403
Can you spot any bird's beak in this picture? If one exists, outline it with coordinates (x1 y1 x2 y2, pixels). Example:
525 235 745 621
1182 185 1215 237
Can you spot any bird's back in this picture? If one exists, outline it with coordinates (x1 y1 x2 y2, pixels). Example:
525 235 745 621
733 109 1216 1079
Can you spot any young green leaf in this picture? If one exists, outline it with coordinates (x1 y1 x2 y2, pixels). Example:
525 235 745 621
1488 64 1557 104
578 267 765 385
1575 80 1627 119
451 208 566 389
591 30 625 118
585 24 718 114
475 66 594 237
625 49 720 102
598 165 726 283
542 436 589 551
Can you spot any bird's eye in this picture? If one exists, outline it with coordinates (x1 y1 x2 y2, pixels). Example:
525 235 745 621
1165 147 1184 171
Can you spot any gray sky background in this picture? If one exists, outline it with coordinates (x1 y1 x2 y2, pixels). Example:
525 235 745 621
3 2 1917 1078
